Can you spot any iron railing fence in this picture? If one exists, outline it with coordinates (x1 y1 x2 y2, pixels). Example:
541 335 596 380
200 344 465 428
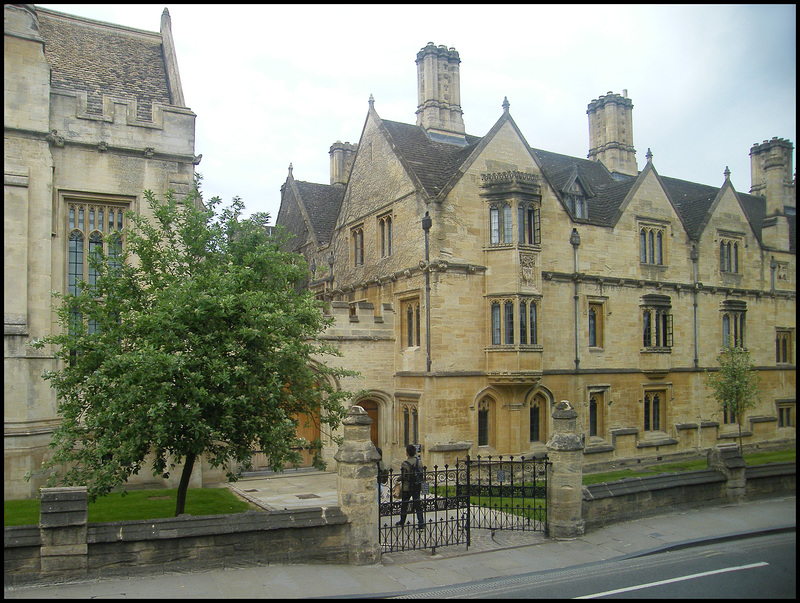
458 455 549 532
378 463 469 553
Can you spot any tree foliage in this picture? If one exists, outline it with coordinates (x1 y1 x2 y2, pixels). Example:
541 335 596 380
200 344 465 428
29 184 353 514
705 339 761 452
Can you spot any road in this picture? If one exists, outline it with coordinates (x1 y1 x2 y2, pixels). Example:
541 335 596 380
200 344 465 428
388 531 796 599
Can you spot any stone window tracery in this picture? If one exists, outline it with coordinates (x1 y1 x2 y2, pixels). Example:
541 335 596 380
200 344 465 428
402 298 421 348
401 402 419 447
351 225 364 266
643 390 665 432
776 329 793 364
529 394 548 442
490 296 539 347
481 171 542 248
721 300 746 349
67 201 126 298
378 213 393 258
477 397 495 447
641 295 672 350
719 238 740 273
639 224 665 265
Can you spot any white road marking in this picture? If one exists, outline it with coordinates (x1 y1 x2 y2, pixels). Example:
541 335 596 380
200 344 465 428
574 562 769 599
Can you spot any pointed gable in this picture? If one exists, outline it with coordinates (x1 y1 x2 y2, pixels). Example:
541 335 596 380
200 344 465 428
658 176 720 240
277 175 344 252
528 143 788 251
296 181 345 246
381 120 482 199
530 147 637 223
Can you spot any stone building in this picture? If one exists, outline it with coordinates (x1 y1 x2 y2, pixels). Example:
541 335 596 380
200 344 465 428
277 42 796 471
4 5 201 497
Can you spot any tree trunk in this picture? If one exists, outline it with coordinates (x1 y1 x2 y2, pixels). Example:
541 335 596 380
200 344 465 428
737 419 743 454
175 451 196 517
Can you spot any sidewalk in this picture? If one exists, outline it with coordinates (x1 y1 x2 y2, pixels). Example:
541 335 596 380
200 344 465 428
4 471 795 598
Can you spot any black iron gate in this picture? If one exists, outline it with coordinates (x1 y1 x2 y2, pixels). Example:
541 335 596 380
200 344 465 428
378 454 549 553
378 462 469 553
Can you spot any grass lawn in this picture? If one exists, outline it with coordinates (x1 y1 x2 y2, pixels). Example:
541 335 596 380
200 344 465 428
4 487 256 527
583 448 796 485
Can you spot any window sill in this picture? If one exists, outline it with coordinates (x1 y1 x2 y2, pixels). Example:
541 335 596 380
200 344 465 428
637 433 678 448
589 346 604 353
640 347 672 354
584 440 614 454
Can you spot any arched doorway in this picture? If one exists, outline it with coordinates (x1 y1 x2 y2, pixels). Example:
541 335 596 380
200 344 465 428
247 409 321 471
359 400 380 449
293 410 321 468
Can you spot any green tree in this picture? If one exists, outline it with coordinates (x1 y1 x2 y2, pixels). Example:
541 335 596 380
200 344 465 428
705 339 761 452
29 183 353 515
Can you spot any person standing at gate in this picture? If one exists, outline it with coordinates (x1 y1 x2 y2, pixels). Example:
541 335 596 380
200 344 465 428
396 444 425 530
376 447 388 502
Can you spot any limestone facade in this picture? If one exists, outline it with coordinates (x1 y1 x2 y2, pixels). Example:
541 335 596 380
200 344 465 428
277 43 796 472
4 5 200 497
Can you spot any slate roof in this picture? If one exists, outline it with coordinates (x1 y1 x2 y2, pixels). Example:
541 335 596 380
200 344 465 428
37 8 172 121
276 178 345 252
280 113 795 254
381 120 482 198
296 181 345 246
530 148 637 224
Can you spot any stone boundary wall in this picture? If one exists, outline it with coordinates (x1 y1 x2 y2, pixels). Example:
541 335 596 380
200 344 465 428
582 462 796 530
5 404 379 587
6 462 793 586
5 506 348 587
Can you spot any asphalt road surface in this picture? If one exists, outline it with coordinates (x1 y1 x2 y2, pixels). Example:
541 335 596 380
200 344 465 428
388 530 796 599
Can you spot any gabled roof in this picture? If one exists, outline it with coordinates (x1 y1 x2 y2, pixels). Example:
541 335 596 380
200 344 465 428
530 145 795 251
296 181 345 246
276 175 345 251
530 148 637 224
658 176 720 240
381 120 482 199
279 110 795 254
37 7 172 121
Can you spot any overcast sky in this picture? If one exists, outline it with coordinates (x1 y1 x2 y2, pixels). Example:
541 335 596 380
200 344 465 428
38 4 796 222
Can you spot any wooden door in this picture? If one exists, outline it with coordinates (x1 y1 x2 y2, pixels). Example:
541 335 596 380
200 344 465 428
292 411 320 468
359 400 379 449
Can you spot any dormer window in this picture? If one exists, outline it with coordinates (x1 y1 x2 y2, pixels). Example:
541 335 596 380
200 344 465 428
562 169 592 219
566 193 586 218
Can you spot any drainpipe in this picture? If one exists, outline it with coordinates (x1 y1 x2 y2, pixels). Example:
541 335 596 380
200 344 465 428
422 211 432 373
769 256 777 292
570 228 581 371
690 245 699 369
690 245 701 449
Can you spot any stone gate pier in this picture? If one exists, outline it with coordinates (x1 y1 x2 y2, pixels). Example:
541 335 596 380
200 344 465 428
334 405 381 564
546 400 586 539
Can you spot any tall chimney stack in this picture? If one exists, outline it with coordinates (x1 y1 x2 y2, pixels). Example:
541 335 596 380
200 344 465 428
749 137 795 216
587 91 638 177
750 137 795 252
415 42 466 145
330 141 357 186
